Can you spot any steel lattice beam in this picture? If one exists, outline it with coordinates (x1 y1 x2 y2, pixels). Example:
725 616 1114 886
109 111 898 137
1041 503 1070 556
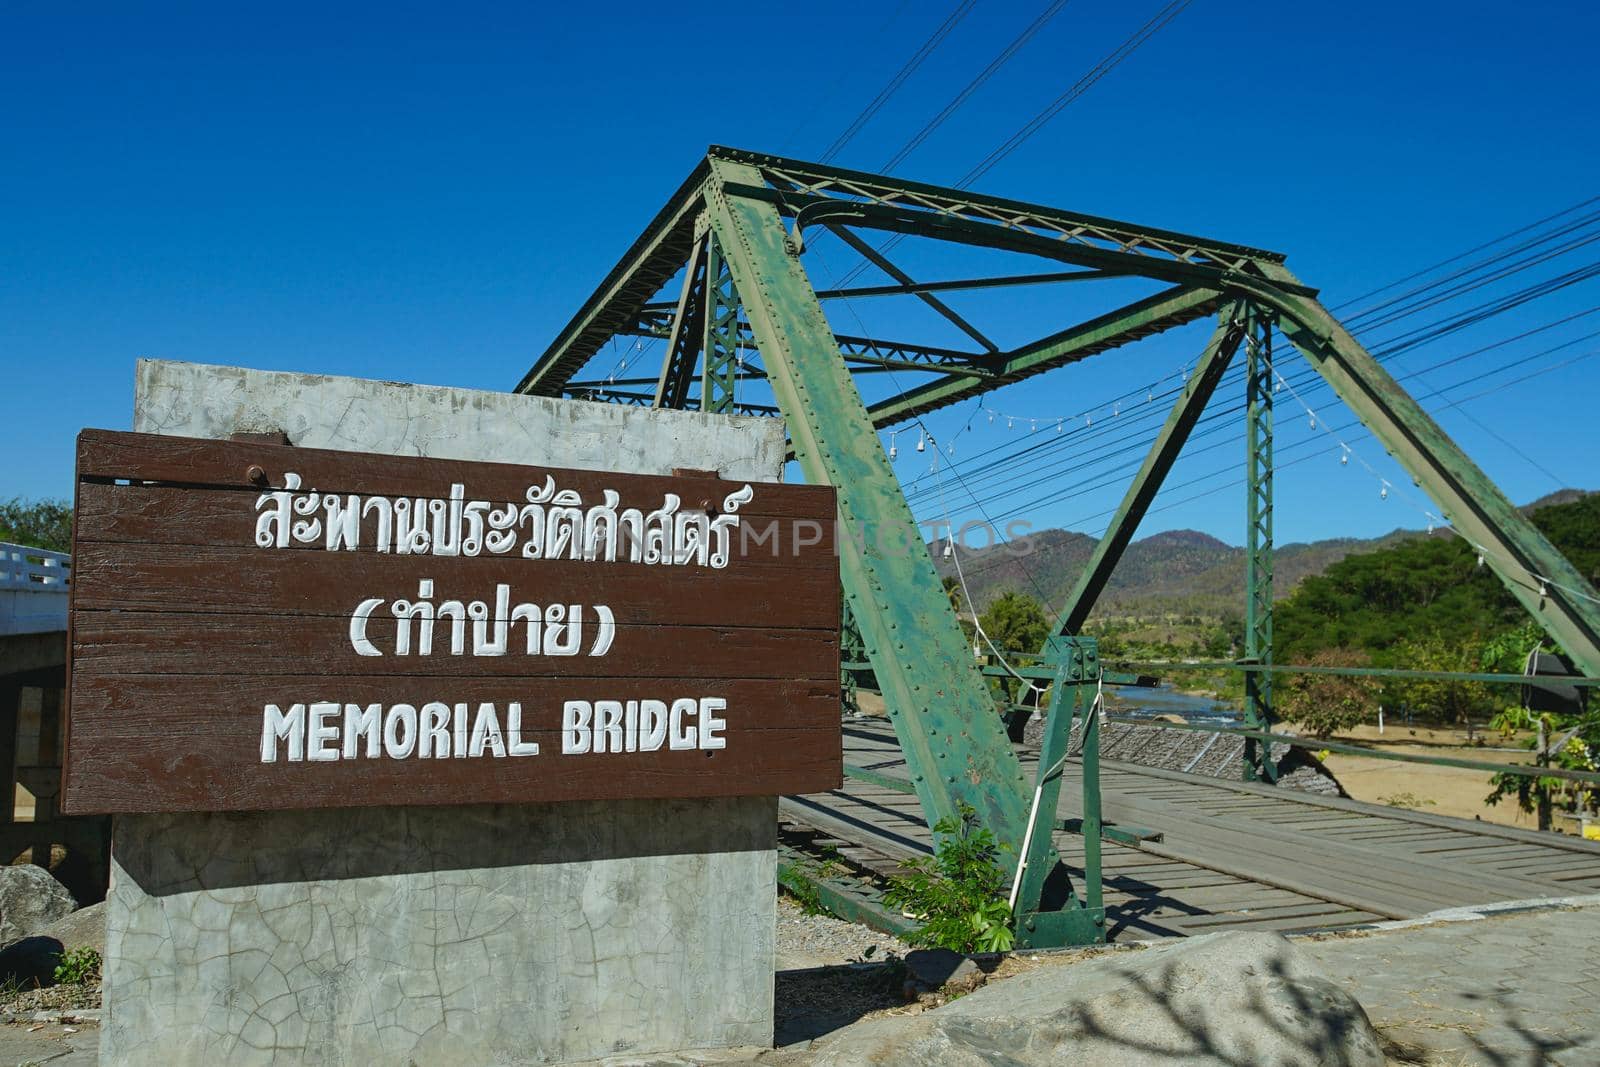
514 146 1600 948
703 155 1033 857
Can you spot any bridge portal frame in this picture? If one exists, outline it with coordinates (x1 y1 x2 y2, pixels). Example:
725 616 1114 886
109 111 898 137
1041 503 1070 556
517 146 1600 947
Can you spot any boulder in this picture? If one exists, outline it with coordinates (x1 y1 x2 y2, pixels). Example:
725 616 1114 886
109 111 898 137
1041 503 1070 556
901 948 984 998
39 901 105 958
0 864 76 944
810 931 1385 1067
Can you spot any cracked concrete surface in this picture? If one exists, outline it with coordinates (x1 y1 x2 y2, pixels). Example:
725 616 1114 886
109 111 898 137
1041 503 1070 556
106 800 778 1065
104 363 787 1065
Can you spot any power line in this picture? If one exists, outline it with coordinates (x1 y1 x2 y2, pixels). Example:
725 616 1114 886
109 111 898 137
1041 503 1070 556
818 0 978 165
881 0 1074 173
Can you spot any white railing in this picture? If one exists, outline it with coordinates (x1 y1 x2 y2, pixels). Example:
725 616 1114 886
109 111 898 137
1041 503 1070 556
0 542 71 637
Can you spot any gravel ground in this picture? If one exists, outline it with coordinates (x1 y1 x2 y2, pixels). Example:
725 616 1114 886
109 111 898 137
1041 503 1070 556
775 897 910 970
0 980 99 1021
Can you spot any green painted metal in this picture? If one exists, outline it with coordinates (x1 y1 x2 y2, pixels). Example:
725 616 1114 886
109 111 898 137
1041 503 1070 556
698 235 741 414
1102 713 1600 788
1109 658 1600 688
777 848 919 939
1242 305 1276 782
702 155 1032 857
1011 635 1104 947
513 146 1600 948
653 234 708 409
865 285 1223 429
1055 307 1247 635
1057 818 1163 846
1251 271 1600 678
842 763 916 795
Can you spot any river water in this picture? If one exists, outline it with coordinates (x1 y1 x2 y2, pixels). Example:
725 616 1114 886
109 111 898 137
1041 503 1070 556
1106 684 1242 726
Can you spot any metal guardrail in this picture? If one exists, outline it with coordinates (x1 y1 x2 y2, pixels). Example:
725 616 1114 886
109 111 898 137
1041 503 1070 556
0 542 71 637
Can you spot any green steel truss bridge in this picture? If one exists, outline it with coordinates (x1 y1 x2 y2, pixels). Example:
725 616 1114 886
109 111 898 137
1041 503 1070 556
517 147 1600 948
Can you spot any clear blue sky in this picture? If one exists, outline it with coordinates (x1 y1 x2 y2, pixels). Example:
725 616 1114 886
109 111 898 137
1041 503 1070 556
4 1 1597 548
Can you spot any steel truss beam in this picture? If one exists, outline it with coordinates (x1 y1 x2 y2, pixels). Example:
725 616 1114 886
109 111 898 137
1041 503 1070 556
1243 307 1276 781
704 155 1033 858
1056 307 1248 634
518 146 1600 947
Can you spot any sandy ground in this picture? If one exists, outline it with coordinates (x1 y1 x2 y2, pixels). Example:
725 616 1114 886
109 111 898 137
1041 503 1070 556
1318 723 1552 832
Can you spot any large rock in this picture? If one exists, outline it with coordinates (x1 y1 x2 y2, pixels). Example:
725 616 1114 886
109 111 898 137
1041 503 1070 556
40 901 105 958
0 864 76 944
810 931 1385 1067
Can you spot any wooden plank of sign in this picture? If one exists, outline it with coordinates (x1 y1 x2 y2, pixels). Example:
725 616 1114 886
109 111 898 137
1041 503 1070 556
69 676 840 813
70 543 838 626
75 429 828 517
73 614 839 679
66 429 843 815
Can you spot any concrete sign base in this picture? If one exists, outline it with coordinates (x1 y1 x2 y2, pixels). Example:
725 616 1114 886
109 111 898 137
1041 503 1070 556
102 361 787 1065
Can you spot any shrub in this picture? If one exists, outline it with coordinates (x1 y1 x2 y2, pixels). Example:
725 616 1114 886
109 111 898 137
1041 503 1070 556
884 804 1015 953
53 947 100 986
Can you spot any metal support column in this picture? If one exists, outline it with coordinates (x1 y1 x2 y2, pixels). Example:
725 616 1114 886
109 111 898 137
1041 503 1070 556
1013 635 1104 948
1242 305 1276 781
700 236 742 414
653 236 709 410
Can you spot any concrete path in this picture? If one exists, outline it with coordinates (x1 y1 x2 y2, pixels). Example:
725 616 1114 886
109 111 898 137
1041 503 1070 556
0 1019 96 1065
1298 900 1600 1066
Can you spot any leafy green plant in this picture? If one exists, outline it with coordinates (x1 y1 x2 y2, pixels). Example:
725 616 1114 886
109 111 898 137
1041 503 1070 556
884 804 1015 953
53 947 100 986
782 875 827 917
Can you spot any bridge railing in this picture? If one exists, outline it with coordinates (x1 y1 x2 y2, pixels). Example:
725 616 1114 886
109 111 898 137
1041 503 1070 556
0 542 71 638
969 651 1600 789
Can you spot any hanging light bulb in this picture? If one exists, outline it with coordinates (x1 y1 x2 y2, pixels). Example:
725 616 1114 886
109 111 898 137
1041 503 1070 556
1340 447 1349 466
1308 412 1317 430
1030 419 1037 432
1380 483 1389 500
947 442 956 457
1427 517 1435 534
1007 417 1014 430
1539 579 1549 598
915 430 926 453
1147 389 1154 403
888 432 898 459
987 410 996 424
1477 552 1486 568
1056 419 1064 434
1113 403 1120 417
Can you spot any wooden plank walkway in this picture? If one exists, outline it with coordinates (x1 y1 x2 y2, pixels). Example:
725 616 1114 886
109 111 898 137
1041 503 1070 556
780 722 1600 941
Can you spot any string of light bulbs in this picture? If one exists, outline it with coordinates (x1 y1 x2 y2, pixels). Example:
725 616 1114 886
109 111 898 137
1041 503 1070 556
1263 345 1600 607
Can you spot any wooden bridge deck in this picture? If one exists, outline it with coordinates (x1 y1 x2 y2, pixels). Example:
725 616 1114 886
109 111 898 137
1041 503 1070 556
781 722 1600 941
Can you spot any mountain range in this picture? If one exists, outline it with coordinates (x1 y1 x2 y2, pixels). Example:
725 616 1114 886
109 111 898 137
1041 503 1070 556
933 489 1589 621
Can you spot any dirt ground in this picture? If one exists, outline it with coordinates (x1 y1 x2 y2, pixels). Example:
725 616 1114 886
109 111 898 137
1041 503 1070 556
1318 723 1552 832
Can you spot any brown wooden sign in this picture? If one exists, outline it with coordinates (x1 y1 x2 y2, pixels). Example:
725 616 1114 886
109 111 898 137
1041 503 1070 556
64 430 842 814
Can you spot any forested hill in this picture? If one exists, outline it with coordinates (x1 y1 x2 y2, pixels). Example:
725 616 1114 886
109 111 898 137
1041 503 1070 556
932 490 1596 630
1275 490 1600 661
933 526 1415 620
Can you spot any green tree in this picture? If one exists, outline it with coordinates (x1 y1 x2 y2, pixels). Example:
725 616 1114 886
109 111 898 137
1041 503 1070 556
1388 633 1495 728
0 497 72 552
977 590 1050 657
1276 648 1381 739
